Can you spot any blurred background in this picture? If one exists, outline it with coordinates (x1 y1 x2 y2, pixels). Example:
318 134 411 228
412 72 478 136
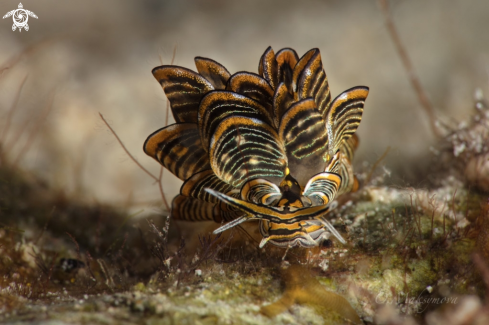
1 0 488 210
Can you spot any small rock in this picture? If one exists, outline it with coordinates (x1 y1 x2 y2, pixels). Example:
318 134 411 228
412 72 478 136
319 259 329 272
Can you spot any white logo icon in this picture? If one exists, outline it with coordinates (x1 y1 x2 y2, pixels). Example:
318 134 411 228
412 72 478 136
3 3 38 32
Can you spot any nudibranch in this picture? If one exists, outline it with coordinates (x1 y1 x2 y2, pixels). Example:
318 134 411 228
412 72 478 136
144 47 368 248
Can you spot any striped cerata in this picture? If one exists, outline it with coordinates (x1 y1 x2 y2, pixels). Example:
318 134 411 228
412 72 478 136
144 47 369 248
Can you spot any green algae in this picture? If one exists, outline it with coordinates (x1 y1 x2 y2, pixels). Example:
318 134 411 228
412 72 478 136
1 157 488 324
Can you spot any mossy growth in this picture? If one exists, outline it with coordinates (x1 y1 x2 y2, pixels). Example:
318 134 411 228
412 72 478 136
1 139 489 325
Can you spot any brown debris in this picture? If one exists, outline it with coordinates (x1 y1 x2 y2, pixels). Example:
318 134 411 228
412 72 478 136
260 265 361 324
